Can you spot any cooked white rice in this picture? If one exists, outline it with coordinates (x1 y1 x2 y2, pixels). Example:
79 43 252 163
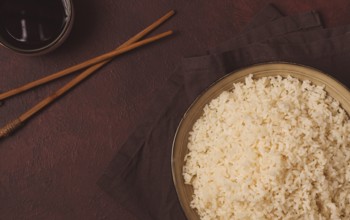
183 75 350 220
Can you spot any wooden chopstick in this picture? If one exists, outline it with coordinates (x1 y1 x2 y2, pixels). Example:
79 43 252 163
0 10 175 101
0 10 175 138
20 31 173 121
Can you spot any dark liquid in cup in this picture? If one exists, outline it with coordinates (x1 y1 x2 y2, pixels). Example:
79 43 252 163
0 0 68 50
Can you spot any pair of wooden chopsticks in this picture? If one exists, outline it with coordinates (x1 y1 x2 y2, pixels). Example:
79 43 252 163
0 10 175 139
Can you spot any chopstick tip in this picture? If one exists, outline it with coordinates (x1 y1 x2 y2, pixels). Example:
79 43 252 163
157 30 174 37
163 30 175 37
165 10 176 18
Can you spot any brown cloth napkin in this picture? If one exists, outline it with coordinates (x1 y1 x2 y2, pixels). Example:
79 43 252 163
98 4 350 220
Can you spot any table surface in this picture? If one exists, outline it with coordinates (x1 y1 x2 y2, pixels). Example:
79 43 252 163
1 0 350 219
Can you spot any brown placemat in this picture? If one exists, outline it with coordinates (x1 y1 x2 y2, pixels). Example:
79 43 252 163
97 4 350 220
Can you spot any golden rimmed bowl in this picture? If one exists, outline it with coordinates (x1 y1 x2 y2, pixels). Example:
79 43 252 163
171 62 350 220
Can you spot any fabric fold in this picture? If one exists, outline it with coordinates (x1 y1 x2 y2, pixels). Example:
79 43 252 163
211 10 322 53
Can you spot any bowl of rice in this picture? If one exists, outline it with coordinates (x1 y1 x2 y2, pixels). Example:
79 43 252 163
171 63 350 220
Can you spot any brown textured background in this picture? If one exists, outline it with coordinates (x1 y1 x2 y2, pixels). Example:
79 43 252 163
1 0 350 219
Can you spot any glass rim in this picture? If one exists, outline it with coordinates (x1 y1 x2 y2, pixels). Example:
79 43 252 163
0 0 74 55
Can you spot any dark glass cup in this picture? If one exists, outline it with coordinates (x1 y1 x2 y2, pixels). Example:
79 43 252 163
0 0 74 55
